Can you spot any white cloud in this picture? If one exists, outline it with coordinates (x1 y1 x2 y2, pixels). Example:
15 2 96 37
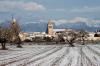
51 17 100 27
70 6 100 13
0 1 46 12
47 6 100 13
48 9 66 12
51 19 67 25
69 17 89 23
21 2 46 11
24 22 41 25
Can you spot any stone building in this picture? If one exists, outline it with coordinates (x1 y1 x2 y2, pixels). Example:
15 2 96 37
47 20 66 37
47 20 54 35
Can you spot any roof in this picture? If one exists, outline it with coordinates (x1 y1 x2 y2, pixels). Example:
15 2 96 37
53 29 66 32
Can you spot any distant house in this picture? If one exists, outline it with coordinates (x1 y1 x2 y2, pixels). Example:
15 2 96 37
94 30 100 37
19 32 29 41
19 32 46 41
87 32 100 41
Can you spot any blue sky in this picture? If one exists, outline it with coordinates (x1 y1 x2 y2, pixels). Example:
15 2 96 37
0 0 100 26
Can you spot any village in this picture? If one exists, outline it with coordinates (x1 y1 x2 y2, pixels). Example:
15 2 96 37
1 17 100 45
0 18 100 66
0 0 100 65
19 19 100 43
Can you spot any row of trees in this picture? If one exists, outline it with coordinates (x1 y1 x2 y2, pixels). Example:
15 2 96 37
0 20 21 50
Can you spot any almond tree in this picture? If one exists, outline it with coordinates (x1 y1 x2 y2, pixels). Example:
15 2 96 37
0 28 10 50
56 33 65 43
10 20 22 48
59 31 78 47
78 29 89 45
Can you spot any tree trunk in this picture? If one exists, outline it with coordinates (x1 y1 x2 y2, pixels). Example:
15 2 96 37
1 43 7 50
69 42 75 47
82 37 85 45
16 36 22 48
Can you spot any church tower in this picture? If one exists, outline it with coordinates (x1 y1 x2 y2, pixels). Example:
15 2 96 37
47 20 54 35
11 16 16 24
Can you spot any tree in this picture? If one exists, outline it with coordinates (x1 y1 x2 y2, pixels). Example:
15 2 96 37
59 31 78 47
55 33 65 43
44 36 52 42
10 20 22 48
78 29 89 45
0 28 9 50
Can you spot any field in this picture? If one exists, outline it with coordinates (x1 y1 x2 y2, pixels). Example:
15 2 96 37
0 44 100 66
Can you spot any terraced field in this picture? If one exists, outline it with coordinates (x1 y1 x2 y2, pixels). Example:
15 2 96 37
0 45 100 66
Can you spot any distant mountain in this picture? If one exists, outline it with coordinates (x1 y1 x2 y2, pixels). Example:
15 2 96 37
21 22 48 32
0 22 99 32
0 21 11 28
0 22 48 32
21 22 99 32
56 22 99 32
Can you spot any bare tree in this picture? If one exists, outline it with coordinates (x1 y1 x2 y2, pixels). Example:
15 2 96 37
78 29 89 45
10 20 22 48
58 31 78 47
0 28 10 50
55 33 65 43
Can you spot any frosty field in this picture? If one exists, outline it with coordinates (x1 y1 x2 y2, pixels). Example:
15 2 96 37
0 44 100 66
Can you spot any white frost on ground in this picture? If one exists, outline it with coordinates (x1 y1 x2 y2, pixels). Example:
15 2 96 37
0 44 100 66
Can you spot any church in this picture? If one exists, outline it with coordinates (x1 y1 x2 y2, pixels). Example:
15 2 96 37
46 20 67 36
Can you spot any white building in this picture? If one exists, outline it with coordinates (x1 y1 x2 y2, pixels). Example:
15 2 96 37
88 32 100 41
19 32 47 41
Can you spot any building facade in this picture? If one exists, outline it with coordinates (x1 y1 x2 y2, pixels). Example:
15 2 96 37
47 20 54 35
47 20 66 36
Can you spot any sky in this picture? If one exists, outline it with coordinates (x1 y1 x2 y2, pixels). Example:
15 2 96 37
0 0 100 26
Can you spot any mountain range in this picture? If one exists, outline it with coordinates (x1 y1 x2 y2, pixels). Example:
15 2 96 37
21 22 99 32
0 22 99 32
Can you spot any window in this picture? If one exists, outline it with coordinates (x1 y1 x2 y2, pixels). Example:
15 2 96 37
49 26 52 28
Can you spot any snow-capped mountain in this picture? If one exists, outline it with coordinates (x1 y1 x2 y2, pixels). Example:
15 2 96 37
0 21 99 32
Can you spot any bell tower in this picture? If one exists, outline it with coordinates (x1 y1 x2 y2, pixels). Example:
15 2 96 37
11 15 17 25
47 20 53 35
